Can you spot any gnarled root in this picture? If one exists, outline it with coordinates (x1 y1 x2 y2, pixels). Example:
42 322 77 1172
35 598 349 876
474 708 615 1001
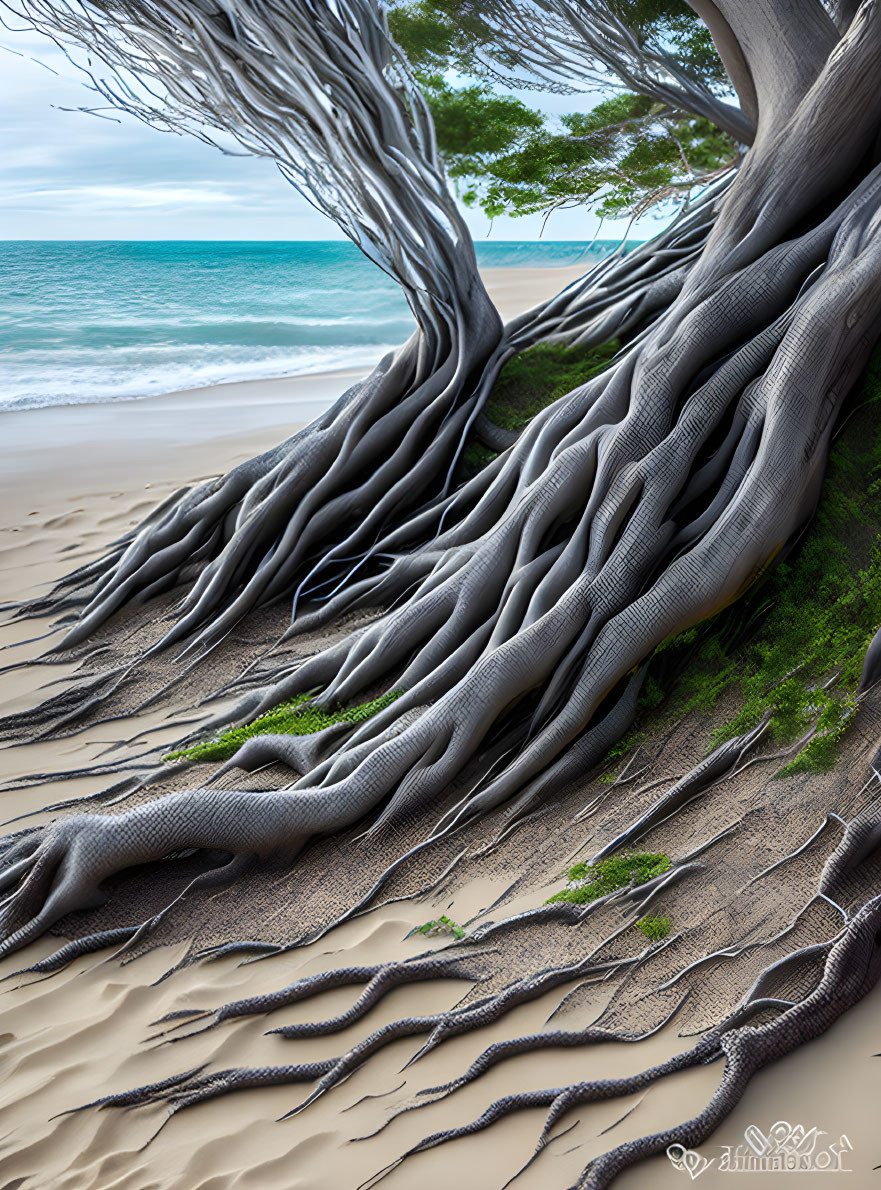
0 789 312 960
371 882 881 1190
6 124 881 980
68 945 632 1127
149 950 487 1045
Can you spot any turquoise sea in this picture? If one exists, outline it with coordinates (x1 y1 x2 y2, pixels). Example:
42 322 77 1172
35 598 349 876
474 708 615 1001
0 240 624 411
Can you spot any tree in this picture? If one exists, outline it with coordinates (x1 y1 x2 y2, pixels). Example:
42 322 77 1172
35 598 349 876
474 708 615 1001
4 1 881 1185
387 0 748 221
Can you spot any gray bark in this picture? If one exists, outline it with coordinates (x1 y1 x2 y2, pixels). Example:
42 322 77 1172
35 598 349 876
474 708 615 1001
4 18 881 1188
5 4 881 956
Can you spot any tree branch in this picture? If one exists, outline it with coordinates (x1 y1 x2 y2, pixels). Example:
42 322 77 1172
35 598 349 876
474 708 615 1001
445 1 755 145
688 0 840 132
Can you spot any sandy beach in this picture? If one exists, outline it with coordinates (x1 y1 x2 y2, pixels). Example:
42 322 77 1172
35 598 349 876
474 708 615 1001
2 260 880 1190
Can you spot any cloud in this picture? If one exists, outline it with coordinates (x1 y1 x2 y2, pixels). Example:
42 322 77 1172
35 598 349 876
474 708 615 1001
21 183 240 208
0 30 338 238
0 27 657 242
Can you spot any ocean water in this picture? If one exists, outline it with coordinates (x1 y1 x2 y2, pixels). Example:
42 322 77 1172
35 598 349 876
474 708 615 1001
0 240 623 412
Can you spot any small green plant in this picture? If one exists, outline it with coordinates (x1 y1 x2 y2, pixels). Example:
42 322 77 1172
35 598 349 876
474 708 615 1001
408 915 467 941
545 852 671 905
778 694 858 776
165 689 402 763
625 344 881 775
635 915 671 941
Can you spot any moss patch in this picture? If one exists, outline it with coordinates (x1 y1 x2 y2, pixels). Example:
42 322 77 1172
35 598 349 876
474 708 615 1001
546 852 671 905
458 338 621 480
622 345 881 774
636 915 671 941
165 689 402 764
483 339 621 433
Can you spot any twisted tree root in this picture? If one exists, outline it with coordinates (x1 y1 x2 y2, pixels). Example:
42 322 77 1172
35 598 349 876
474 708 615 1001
4 17 881 1190
0 926 140 983
354 988 693 1141
70 949 631 1127
149 950 487 1045
367 884 881 1190
590 712 771 862
6 59 881 972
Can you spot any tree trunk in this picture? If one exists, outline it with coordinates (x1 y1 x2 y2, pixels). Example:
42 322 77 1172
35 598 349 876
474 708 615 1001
5 3 881 950
6 8 881 1182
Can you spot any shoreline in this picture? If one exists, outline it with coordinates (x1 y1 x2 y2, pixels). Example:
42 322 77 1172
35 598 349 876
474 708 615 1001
0 261 590 527
0 260 590 418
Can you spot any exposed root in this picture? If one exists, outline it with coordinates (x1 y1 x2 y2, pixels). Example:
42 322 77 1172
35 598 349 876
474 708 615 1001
591 713 771 862
149 950 486 1045
0 926 140 983
470 859 703 943
360 989 693 1137
5 14 881 1190
369 881 881 1190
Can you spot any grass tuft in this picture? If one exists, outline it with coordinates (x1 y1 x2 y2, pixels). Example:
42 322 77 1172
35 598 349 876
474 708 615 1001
165 689 403 764
635 915 671 941
545 852 671 905
408 915 467 941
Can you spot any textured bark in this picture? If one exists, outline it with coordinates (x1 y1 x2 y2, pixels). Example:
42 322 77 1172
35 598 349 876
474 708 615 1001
689 0 838 128
5 3 881 958
5 5 881 1184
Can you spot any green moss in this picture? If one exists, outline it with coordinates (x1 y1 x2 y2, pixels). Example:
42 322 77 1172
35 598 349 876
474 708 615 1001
778 694 858 776
165 689 403 764
483 339 620 433
461 440 498 472
408 914 467 941
545 852 671 905
633 345 881 773
456 338 620 482
635 915 671 941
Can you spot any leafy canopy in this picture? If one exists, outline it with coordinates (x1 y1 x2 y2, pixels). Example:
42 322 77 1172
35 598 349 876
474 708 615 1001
389 0 738 220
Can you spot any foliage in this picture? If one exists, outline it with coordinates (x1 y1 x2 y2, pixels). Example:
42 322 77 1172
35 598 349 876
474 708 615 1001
452 95 734 221
546 852 671 904
635 915 671 940
165 690 402 764
641 346 881 773
388 1 737 221
409 914 467 940
389 0 725 87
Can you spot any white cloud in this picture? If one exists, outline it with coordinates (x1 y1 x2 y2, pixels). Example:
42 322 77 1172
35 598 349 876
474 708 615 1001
30 183 239 207
0 27 660 242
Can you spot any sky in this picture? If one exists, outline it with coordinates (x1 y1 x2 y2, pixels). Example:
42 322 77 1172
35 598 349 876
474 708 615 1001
0 28 660 242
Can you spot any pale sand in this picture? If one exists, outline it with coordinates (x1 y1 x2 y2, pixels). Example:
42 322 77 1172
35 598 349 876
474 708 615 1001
1 260 879 1189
